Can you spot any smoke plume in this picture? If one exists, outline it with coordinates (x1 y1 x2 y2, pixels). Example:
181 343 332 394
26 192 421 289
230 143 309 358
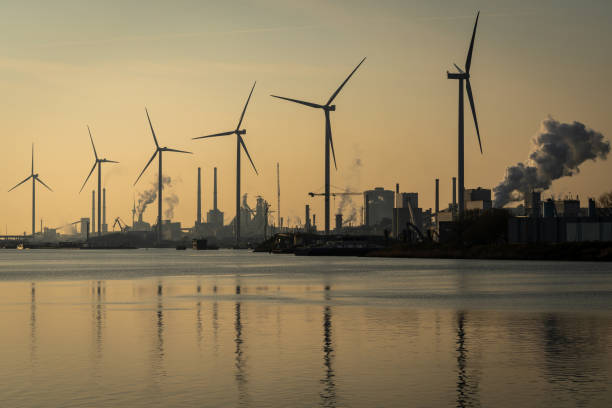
164 195 179 219
493 118 610 207
137 175 173 217
336 157 363 225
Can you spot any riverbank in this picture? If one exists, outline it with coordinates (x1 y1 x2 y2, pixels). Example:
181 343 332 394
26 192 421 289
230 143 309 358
367 242 612 261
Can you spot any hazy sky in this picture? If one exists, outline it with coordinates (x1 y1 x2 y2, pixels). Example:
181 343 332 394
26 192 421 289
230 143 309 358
1 0 612 233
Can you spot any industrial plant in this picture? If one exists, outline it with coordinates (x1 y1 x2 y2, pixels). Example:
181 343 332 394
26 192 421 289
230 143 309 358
1 11 611 259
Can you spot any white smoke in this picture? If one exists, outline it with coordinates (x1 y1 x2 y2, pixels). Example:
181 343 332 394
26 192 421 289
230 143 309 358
494 118 610 207
137 175 172 217
336 157 363 224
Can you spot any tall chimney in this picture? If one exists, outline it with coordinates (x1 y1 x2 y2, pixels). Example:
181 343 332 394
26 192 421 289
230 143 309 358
435 178 439 226
103 188 106 233
213 167 218 211
335 213 343 232
395 183 400 237
453 177 457 211
305 205 310 230
313 214 316 229
91 190 95 234
365 194 370 226
277 162 281 230
197 167 202 224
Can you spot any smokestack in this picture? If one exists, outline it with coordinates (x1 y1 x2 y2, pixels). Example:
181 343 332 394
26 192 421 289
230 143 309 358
305 205 310 231
103 188 106 233
277 163 281 231
91 190 95 234
435 179 439 225
395 183 400 237
335 213 343 232
197 167 202 224
588 198 597 218
365 194 370 226
395 183 400 206
313 214 316 229
213 167 218 211
452 177 457 217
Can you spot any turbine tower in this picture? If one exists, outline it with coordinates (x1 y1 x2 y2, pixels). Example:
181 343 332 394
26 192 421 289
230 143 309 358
193 82 258 247
271 57 366 234
447 12 482 216
8 144 53 238
135 108 192 244
79 126 118 236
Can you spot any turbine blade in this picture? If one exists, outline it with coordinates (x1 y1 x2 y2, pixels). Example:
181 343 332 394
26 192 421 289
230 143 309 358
465 11 480 74
239 136 258 175
8 175 32 192
270 95 323 109
453 63 464 73
236 81 256 130
134 151 158 185
87 125 98 160
466 79 482 154
193 130 235 140
102 159 119 163
35 176 53 192
164 148 193 154
79 162 97 193
326 57 366 105
326 113 337 170
145 107 160 148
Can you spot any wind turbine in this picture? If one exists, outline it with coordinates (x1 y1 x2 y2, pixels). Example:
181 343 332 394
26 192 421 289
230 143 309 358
447 11 482 217
135 108 192 244
8 144 53 238
79 126 118 236
193 81 258 246
271 57 366 234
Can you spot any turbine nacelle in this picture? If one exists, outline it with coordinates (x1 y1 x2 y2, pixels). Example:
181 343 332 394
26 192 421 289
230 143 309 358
237 129 246 135
323 105 336 112
447 72 469 80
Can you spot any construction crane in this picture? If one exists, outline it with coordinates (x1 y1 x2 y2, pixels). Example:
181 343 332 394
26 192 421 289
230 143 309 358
112 217 129 232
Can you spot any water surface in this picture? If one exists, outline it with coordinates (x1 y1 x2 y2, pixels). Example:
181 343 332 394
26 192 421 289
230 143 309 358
1 249 611 407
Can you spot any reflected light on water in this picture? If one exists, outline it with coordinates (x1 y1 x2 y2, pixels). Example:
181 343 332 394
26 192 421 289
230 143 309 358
0 250 611 407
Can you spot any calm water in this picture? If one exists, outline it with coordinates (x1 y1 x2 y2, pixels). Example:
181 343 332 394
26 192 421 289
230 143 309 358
1 249 611 407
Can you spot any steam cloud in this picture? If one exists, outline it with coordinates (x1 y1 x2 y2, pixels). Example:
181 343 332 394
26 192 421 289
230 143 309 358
493 118 610 207
164 195 179 219
137 175 173 217
336 157 363 225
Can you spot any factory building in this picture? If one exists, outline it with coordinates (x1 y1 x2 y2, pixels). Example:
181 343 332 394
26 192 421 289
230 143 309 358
364 187 394 227
393 191 424 240
509 196 612 243
206 167 224 228
464 187 492 211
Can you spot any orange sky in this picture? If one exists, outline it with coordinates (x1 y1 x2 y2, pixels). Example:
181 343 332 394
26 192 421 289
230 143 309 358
1 0 611 233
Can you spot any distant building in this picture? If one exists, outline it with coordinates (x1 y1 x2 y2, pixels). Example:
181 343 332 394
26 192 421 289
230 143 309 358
364 187 394 227
206 209 224 227
464 187 492 211
393 191 424 239
161 220 182 241
133 214 151 232
80 218 90 238
43 227 57 242
524 191 542 217
400 193 418 211
554 199 580 217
